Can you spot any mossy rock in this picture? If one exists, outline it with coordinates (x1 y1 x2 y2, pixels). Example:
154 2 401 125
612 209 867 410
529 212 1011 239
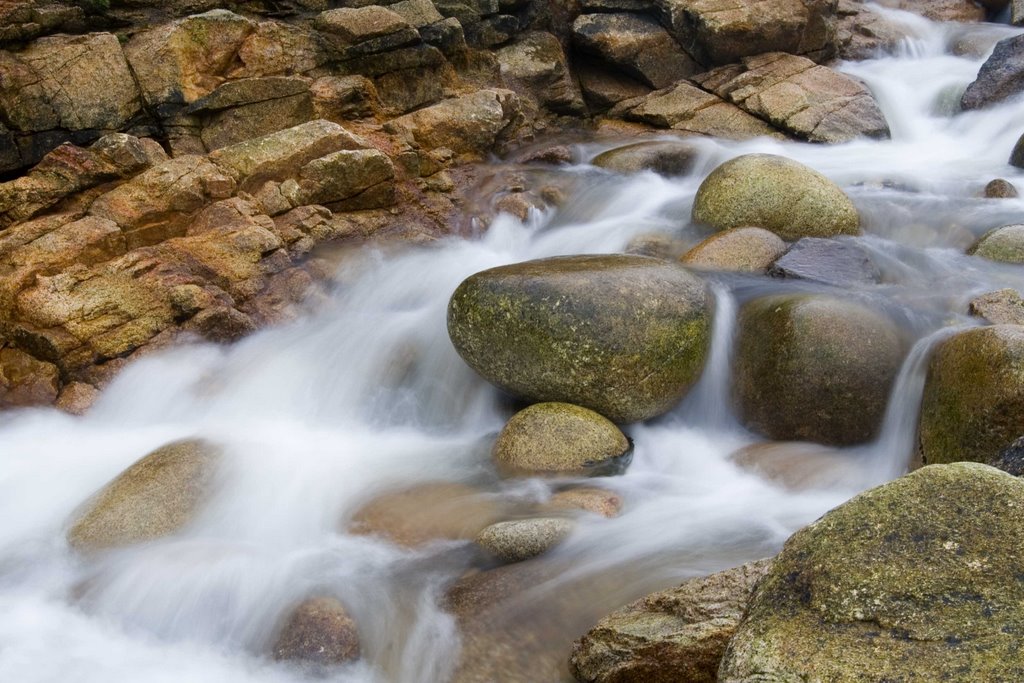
493 402 631 477
447 254 712 423
733 294 904 446
691 154 860 240
968 224 1024 263
719 463 1024 682
681 226 787 273
920 325 1024 465
66 439 220 552
592 140 699 176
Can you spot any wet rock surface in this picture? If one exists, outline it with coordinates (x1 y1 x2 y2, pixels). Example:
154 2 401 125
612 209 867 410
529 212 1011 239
768 236 882 287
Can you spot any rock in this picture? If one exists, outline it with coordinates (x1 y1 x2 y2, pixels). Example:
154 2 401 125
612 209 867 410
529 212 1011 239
1015 0 1024 26
55 381 100 415
447 255 712 423
1012 132 1024 168
388 0 446 28
233 20 329 79
310 76 378 121
314 6 419 58
692 154 860 240
968 224 1024 263
730 441 861 490
693 53 890 143
294 149 396 210
836 0 909 61
493 402 631 477
570 559 773 683
983 178 1018 198
445 562 548 623
968 288 1024 325
616 81 782 140
577 62 652 110
543 487 622 517
0 347 60 408
719 464 1024 682
682 227 786 273
475 517 574 563
733 294 904 446
273 596 360 667
891 0 985 22
961 34 1024 111
920 325 1024 466
348 482 507 547
496 32 584 114
767 236 881 287
624 233 690 260
66 439 220 552
384 89 522 156
571 13 699 89
990 436 1024 476
591 140 699 176
655 0 837 66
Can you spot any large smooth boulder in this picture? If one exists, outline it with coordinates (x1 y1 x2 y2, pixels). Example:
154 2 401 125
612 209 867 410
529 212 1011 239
493 402 631 477
66 439 220 552
692 154 860 240
681 226 786 273
719 464 1024 682
733 294 904 445
968 224 1024 263
273 596 360 668
961 34 1024 110
447 255 713 423
920 325 1024 466
570 559 773 683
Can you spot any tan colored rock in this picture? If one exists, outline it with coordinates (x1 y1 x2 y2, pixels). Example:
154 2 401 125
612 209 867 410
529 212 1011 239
617 82 782 140
348 482 507 547
66 439 220 552
682 227 787 273
475 518 574 563
592 140 699 176
494 402 631 477
544 487 622 517
572 13 699 89
273 596 360 667
730 441 862 490
0 347 60 408
984 178 1018 198
496 32 584 114
836 0 911 60
577 62 652 110
55 381 100 415
310 76 378 121
384 89 522 156
969 224 1024 264
295 149 396 210
233 21 329 79
314 6 414 44
969 288 1024 325
694 53 890 143
4 216 126 272
571 559 773 683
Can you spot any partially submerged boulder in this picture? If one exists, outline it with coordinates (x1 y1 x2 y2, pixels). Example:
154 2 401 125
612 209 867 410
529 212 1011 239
681 227 786 273
273 596 360 668
475 518 574 563
592 140 699 176
969 224 1024 263
961 34 1024 111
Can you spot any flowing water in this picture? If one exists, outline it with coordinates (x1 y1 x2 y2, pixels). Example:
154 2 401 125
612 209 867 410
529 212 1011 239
3 9 1024 682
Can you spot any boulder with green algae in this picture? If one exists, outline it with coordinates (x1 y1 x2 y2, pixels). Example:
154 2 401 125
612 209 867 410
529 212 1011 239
733 294 903 446
719 463 1024 683
681 226 787 273
920 325 1024 466
968 224 1024 263
692 154 860 240
447 255 712 423
493 402 631 477
66 439 220 552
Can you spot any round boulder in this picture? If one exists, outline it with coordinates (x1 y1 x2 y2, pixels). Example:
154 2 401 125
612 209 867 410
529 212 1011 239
67 439 220 552
493 402 631 477
592 140 699 176
983 178 1018 198
691 154 860 240
733 294 904 446
475 518 574 563
968 224 1024 263
719 463 1024 682
273 596 360 668
681 226 787 273
920 325 1024 466
447 254 712 423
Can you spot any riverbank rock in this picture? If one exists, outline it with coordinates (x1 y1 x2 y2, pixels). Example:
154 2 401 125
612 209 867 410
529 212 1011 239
920 325 1024 465
681 227 786 273
571 13 698 89
273 596 360 668
493 402 631 477
836 0 910 60
767 236 881 286
496 32 584 115
447 255 712 423
969 288 1024 325
693 53 890 143
570 559 773 683
692 154 860 239
475 518 574 563
384 89 523 157
969 224 1024 263
592 140 699 176
66 439 220 552
719 463 1024 682
961 34 1024 110
733 294 904 445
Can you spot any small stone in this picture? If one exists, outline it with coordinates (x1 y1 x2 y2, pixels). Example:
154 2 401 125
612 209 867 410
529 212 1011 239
682 227 787 273
273 596 360 667
475 517 574 563
984 178 1018 198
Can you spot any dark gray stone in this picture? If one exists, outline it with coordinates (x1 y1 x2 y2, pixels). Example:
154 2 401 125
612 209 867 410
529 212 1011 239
768 237 881 287
962 34 1024 110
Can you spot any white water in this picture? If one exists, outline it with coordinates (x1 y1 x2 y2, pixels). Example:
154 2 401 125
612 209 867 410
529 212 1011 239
3 12 1024 683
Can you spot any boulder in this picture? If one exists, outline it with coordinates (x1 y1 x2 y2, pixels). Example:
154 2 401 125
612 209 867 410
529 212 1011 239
233 20 329 79
273 596 360 667
310 75 378 121
314 6 419 58
447 255 712 423
55 381 100 415
719 464 1024 682
577 62 652 110
733 294 904 445
475 517 574 563
920 325 1024 466
496 32 585 114
570 559 773 683
692 154 860 240
767 236 881 286
1012 132 1024 168
835 0 909 61
66 439 220 552
383 89 522 156
730 441 861 490
294 149 396 210
681 227 786 273
543 487 623 517
693 53 890 143
961 34 1024 111
0 347 60 408
968 288 1024 325
983 178 1018 198
655 0 837 66
493 402 631 477
571 13 699 89
591 140 699 176
968 224 1024 263
990 436 1024 476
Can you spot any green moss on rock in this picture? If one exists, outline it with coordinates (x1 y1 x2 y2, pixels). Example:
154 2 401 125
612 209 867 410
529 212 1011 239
968 224 1024 263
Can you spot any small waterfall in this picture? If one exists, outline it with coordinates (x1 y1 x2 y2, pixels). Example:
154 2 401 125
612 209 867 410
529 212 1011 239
678 283 739 432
